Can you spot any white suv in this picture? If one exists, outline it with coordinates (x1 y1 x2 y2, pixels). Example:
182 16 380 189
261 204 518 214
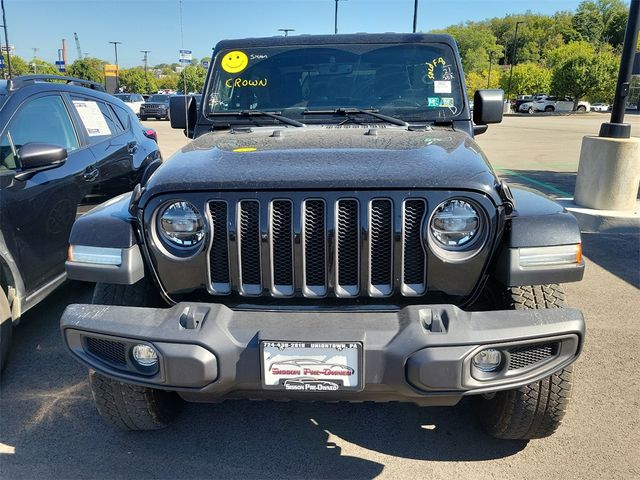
530 96 590 113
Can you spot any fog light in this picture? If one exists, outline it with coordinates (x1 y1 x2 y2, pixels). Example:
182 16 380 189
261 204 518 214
472 349 502 372
132 344 158 367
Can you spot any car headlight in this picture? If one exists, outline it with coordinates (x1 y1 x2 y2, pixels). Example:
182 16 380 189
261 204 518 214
430 199 481 248
158 201 205 248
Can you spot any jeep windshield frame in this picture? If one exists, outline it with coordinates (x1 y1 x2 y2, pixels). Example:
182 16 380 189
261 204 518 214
203 42 466 126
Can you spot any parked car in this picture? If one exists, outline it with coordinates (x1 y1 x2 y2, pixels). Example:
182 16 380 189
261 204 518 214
62 34 585 440
139 94 173 120
0 75 162 370
590 103 610 112
525 96 590 113
113 93 145 116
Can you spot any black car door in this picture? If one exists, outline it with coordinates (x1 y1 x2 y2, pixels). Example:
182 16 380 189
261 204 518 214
68 94 135 202
0 93 95 292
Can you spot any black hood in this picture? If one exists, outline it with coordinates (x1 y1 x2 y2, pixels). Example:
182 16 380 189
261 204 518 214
141 126 501 205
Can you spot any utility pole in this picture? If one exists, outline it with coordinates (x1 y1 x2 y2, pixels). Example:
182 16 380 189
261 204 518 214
506 21 525 109
109 41 122 91
278 28 295 37
141 49 150 93
1 0 12 78
333 0 347 34
0 23 4 78
413 0 419 33
32 47 38 74
487 51 495 88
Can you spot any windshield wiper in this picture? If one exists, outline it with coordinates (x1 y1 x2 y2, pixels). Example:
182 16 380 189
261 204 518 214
210 110 306 127
303 108 409 127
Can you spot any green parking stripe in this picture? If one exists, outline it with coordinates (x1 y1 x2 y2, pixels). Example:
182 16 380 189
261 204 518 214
495 168 572 197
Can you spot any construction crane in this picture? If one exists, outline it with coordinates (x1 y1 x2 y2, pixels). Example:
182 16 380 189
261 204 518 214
73 32 82 60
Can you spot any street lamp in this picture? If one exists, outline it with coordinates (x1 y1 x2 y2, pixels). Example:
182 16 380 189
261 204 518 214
141 50 150 92
278 28 295 37
333 0 347 34
109 41 122 90
506 21 525 108
413 0 419 33
1 0 12 78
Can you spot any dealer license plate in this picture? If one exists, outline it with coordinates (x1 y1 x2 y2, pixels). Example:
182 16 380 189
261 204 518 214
261 341 362 392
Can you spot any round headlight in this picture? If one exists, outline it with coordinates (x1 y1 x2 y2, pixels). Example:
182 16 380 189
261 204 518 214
430 199 481 249
159 201 205 247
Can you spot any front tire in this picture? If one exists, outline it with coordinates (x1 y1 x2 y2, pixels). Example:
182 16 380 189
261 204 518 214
90 280 181 430
0 287 13 373
475 284 574 440
140 115 147 121
544 106 555 113
577 105 587 112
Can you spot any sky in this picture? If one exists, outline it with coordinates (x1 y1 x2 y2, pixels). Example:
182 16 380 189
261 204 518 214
2 0 586 68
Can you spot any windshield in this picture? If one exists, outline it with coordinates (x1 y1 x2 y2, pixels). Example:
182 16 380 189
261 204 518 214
148 95 170 103
205 43 464 122
115 94 132 102
0 94 6 109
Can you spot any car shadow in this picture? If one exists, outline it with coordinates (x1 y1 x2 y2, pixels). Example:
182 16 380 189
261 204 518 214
0 283 526 479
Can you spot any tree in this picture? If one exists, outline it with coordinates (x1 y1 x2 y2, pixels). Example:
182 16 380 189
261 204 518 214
67 57 106 83
433 22 503 73
551 46 619 105
465 68 502 98
573 0 628 45
7 55 32 75
178 65 206 93
499 63 552 96
156 74 179 91
119 67 157 93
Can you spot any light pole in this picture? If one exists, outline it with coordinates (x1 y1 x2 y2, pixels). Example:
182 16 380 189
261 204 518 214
1 0 12 78
278 28 295 37
333 0 347 34
600 0 640 138
487 51 495 88
141 49 150 92
506 21 525 108
109 41 122 90
413 0 419 33
0 23 4 78
31 47 38 74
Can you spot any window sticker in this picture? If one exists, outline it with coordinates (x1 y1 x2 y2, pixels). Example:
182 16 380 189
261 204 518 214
439 97 455 107
72 100 111 136
427 97 441 107
221 50 249 73
434 81 452 94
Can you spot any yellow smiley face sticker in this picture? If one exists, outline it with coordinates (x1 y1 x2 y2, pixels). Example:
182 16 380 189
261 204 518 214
221 51 249 74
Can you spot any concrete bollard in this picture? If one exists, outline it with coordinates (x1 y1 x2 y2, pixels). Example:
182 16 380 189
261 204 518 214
574 135 640 211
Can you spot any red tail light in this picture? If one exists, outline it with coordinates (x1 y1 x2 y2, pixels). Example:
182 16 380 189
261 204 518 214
143 128 157 142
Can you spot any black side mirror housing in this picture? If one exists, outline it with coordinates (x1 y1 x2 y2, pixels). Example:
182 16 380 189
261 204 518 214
473 89 504 134
15 142 67 181
170 96 197 137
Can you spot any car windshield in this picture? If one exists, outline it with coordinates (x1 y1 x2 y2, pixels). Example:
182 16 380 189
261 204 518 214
205 43 465 122
0 93 6 109
148 95 170 103
115 94 132 101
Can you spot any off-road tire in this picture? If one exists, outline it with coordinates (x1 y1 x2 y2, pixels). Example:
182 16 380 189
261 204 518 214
576 105 587 112
476 284 574 440
90 279 180 429
140 115 147 121
544 106 555 112
89 370 182 431
527 106 534 114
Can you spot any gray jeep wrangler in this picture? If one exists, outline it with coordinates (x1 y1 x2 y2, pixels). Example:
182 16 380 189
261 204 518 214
61 34 585 439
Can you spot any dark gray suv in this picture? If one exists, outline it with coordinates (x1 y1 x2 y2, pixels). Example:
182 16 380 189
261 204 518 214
139 94 173 120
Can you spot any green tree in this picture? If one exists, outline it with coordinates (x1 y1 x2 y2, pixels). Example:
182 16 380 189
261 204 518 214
119 67 157 93
156 74 179 91
433 22 503 72
178 65 206 93
465 69 502 98
573 0 628 45
499 63 552 95
7 55 32 75
550 46 619 105
68 57 106 83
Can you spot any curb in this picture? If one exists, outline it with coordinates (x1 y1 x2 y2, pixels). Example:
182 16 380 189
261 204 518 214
557 199 640 234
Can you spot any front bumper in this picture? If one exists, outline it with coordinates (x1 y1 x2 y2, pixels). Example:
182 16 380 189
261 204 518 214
61 303 584 406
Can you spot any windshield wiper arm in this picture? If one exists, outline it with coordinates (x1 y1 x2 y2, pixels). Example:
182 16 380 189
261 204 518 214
210 110 306 127
303 108 409 127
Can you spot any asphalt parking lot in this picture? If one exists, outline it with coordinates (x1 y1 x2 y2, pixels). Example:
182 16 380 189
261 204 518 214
1 114 639 479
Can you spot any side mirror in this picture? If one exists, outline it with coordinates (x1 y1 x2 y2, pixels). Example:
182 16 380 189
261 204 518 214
14 143 67 181
473 89 504 135
170 96 197 137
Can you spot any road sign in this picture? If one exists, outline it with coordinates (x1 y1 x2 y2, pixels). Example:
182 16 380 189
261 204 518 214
55 60 66 73
0 55 4 69
201 60 209 69
104 64 119 77
179 49 192 64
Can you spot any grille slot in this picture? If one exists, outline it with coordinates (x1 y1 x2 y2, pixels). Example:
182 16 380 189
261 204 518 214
238 200 262 295
270 200 294 296
402 199 427 295
335 199 360 296
303 200 327 296
369 199 393 296
86 337 127 366
206 193 429 298
508 343 556 370
208 201 230 293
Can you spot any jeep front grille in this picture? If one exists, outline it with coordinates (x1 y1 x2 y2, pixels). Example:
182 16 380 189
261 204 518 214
206 193 429 298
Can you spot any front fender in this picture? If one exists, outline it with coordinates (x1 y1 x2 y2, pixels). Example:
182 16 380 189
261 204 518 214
66 192 144 285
